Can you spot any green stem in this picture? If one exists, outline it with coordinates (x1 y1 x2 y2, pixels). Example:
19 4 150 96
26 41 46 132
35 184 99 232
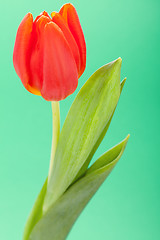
23 102 60 240
48 101 60 181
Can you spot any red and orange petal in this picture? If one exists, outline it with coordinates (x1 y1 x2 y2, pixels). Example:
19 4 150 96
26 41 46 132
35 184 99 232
13 13 33 90
41 22 78 101
29 15 51 92
59 3 86 77
27 84 41 95
13 5 85 100
34 11 51 23
52 13 81 73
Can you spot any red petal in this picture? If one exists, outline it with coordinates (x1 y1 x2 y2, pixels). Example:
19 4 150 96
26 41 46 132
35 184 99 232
52 13 81 73
13 13 40 94
41 22 78 101
59 4 86 77
34 11 51 22
29 15 51 92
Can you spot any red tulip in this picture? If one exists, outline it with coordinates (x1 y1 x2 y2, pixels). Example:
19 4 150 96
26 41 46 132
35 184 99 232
13 4 86 101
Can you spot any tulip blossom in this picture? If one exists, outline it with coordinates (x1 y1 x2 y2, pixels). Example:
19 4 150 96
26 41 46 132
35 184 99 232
12 3 129 239
13 3 86 101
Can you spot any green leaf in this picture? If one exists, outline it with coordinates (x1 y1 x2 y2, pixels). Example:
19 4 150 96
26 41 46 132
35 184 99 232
87 134 129 174
23 77 127 239
43 58 122 212
23 71 126 240
23 179 47 240
120 77 127 91
73 77 127 182
29 135 129 240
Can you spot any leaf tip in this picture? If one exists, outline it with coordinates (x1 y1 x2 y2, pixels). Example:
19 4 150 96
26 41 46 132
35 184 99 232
124 134 130 146
120 78 126 91
111 57 122 72
115 57 122 66
117 56 122 62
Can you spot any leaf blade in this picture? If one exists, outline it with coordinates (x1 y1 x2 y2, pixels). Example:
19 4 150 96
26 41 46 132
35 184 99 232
73 77 127 182
23 179 47 240
44 58 122 211
29 135 129 240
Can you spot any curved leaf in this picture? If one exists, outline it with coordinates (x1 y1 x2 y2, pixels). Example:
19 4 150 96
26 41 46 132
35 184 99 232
23 179 47 240
29 135 129 240
23 64 126 240
74 77 127 182
44 58 122 211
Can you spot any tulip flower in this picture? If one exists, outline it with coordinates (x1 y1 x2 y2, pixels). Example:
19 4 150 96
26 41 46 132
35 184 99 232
12 3 129 240
13 3 86 101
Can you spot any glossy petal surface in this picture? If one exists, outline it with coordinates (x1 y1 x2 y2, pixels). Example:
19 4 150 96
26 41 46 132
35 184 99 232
41 22 78 101
59 4 86 77
13 4 86 100
13 13 33 91
52 13 81 72
29 15 51 92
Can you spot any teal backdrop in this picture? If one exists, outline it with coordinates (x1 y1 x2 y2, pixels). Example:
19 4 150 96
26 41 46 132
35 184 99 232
0 0 159 239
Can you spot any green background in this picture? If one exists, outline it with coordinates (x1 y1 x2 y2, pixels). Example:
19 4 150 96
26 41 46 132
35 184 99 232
0 0 159 239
